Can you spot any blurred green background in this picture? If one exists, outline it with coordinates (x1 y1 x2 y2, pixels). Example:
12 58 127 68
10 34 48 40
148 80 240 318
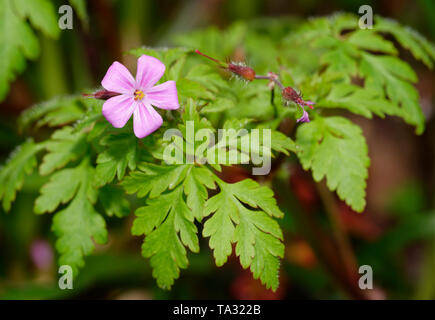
1 0 435 299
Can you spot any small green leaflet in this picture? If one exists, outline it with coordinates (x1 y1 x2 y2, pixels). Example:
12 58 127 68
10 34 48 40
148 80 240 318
347 29 397 55
99 185 131 218
36 158 108 274
183 166 215 221
0 139 43 211
18 95 87 131
132 185 198 289
0 0 58 101
375 16 435 69
39 127 88 175
122 163 190 198
95 132 138 186
203 178 284 291
318 83 401 119
314 36 359 80
360 53 425 134
14 0 60 38
296 117 370 212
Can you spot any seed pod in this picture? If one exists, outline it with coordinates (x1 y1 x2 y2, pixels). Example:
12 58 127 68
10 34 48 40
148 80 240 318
228 63 256 81
282 86 301 102
282 86 315 111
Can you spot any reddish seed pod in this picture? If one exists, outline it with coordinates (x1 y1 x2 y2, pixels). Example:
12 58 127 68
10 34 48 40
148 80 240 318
194 50 255 81
282 86 301 102
282 86 315 110
228 63 256 81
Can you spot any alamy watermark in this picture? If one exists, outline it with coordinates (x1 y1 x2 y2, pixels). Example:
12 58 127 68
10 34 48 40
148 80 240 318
358 265 373 290
58 5 73 30
58 265 73 290
358 5 373 29
162 121 272 175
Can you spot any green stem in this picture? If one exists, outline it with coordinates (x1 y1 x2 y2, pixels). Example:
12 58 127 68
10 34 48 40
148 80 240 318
316 182 358 275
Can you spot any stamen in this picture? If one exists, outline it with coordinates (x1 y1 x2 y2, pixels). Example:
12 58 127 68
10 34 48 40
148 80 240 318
134 89 145 101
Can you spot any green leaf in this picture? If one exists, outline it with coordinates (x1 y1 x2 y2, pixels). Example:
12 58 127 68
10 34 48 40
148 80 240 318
270 131 298 156
200 97 235 114
99 185 131 218
122 163 190 198
318 83 401 119
296 117 370 212
39 127 88 175
34 167 82 214
183 166 215 221
0 140 43 211
50 159 108 274
376 16 435 68
15 0 60 38
347 29 397 54
203 178 284 290
95 133 138 186
184 64 227 92
0 0 39 101
360 53 425 134
177 78 215 102
314 36 359 80
132 186 198 289
18 95 91 131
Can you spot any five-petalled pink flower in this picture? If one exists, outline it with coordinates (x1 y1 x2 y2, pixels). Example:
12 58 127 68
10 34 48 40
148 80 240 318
101 55 179 138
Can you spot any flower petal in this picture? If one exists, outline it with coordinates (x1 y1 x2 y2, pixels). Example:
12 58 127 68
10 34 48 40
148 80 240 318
296 109 310 123
102 95 136 128
304 100 315 109
136 55 165 90
102 61 135 95
146 81 179 110
133 103 163 138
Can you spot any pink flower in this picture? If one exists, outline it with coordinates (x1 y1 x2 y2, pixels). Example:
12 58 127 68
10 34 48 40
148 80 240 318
101 55 179 138
296 109 310 123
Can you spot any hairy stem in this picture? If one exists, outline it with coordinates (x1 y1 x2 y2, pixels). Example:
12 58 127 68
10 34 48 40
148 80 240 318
254 74 285 90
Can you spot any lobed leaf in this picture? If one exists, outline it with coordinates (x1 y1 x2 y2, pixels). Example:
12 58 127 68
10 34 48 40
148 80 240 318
203 178 284 290
0 140 43 211
133 186 198 289
296 117 370 212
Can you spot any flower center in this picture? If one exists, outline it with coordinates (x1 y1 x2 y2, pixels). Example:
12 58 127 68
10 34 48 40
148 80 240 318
134 89 145 101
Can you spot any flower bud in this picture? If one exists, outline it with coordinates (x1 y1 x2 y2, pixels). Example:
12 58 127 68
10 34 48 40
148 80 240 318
83 90 119 100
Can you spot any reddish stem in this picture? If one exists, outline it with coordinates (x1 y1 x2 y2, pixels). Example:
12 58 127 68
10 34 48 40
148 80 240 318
194 49 228 67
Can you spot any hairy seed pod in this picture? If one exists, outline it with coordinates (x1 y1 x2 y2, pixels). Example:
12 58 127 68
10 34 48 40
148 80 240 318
228 63 256 81
282 86 301 102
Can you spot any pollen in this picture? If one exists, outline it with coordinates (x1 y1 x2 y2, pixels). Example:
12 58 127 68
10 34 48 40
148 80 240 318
134 89 145 101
